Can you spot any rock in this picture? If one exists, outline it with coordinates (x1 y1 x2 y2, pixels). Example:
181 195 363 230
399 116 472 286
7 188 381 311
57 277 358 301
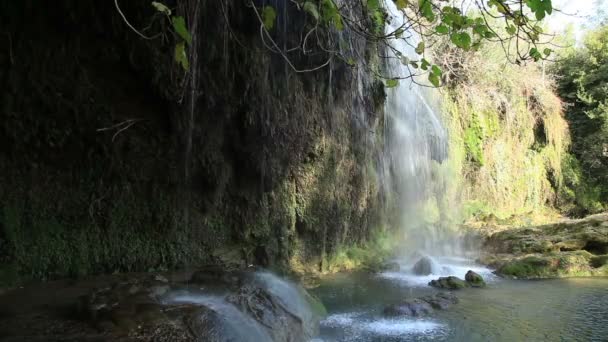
78 275 174 334
465 270 486 287
383 299 433 317
228 283 313 342
383 292 458 317
428 276 468 289
185 303 272 342
413 257 434 276
495 251 608 278
422 292 458 310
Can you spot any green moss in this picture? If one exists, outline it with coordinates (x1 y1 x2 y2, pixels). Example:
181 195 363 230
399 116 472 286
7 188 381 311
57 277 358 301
463 115 485 166
497 251 596 279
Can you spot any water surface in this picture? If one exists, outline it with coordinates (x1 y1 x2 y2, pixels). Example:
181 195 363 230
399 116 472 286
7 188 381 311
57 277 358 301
313 258 608 341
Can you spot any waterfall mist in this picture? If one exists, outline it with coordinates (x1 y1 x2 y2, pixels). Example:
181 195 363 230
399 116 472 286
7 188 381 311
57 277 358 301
380 0 461 257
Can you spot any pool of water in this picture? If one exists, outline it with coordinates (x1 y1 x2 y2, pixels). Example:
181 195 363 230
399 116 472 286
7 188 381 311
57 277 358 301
312 257 608 341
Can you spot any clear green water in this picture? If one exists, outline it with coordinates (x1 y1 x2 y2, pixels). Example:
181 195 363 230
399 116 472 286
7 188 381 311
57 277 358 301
312 258 608 342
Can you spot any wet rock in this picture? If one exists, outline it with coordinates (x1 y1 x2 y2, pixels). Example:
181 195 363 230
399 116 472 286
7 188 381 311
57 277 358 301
465 270 486 287
413 257 434 276
228 283 313 342
383 292 458 317
384 299 432 317
185 304 272 342
422 292 458 310
78 274 171 333
190 266 242 288
428 276 468 290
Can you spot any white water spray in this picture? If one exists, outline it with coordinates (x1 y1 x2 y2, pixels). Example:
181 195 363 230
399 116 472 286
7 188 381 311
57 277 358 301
381 0 450 256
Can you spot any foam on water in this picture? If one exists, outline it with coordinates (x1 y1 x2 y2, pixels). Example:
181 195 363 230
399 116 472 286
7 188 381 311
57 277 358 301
379 256 497 287
321 312 447 339
363 319 445 336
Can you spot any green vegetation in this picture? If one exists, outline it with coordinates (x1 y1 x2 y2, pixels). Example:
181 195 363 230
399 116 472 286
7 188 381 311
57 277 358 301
436 40 568 223
552 25 608 215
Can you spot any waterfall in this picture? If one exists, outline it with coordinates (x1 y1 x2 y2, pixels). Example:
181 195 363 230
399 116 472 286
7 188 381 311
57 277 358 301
381 0 450 254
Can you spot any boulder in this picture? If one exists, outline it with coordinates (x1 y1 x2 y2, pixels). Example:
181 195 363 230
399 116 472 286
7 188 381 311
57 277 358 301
228 285 305 341
412 257 434 275
185 300 272 342
428 276 468 290
464 270 486 287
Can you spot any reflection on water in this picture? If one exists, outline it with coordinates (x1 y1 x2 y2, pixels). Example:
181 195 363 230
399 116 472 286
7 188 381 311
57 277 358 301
313 264 608 341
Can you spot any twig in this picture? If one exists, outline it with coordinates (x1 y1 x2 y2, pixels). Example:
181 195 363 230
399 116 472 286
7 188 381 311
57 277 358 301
114 0 159 40
97 118 145 142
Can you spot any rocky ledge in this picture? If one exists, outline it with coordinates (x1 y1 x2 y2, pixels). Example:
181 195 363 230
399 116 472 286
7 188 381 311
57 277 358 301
77 269 321 341
482 213 608 279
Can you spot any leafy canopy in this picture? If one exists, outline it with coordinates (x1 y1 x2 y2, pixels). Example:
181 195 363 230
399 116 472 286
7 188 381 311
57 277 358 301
254 0 555 87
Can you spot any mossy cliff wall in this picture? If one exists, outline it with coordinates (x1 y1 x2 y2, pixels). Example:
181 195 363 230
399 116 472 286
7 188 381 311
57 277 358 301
435 46 570 225
0 0 388 280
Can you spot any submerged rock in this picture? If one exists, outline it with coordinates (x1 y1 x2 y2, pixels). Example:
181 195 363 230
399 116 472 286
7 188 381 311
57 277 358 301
384 299 432 317
428 276 468 290
465 270 486 287
383 292 458 317
413 257 434 275
422 292 459 310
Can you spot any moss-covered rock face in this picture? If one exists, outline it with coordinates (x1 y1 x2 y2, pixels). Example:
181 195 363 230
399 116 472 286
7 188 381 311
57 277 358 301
496 251 608 279
0 1 389 282
485 214 608 256
428 276 468 290
483 214 608 279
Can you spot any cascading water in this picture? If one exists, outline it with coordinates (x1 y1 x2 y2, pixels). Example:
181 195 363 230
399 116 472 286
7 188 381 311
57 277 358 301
381 0 449 255
378 0 493 285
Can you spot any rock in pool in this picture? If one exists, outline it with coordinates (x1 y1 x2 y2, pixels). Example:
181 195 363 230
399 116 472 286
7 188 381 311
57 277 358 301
413 256 434 275
383 292 458 317
428 276 468 289
465 270 486 287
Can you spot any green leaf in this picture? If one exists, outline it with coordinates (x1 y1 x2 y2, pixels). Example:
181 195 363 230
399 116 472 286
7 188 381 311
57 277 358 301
410 61 419 69
435 24 449 34
321 0 343 30
431 64 442 77
174 42 189 71
525 0 553 21
543 48 552 56
151 1 171 15
421 58 430 70
386 79 399 88
415 41 425 55
530 47 542 61
428 72 440 87
506 25 517 35
395 0 409 10
450 32 472 50
303 2 320 21
419 0 435 22
172 16 192 46
262 6 277 31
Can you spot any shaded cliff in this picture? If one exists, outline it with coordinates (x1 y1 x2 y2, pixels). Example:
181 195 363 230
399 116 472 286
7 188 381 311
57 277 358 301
0 0 389 281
